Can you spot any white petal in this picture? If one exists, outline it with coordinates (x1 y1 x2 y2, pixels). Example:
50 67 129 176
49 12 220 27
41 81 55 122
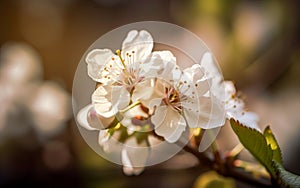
92 85 130 118
197 96 226 129
86 49 114 82
92 86 112 116
183 64 211 96
132 79 165 113
113 86 131 110
122 30 153 62
177 71 194 95
98 130 122 153
227 111 260 131
87 106 114 129
77 104 96 131
98 130 110 148
182 103 200 128
224 81 236 101
200 52 225 100
121 137 149 175
157 59 177 81
139 51 175 78
224 81 260 130
132 79 155 101
151 105 167 127
184 64 205 82
200 52 220 79
151 106 186 143
195 79 211 96
198 127 221 152
148 98 162 114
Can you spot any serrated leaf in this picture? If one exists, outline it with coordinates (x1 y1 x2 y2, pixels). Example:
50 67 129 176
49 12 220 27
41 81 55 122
230 119 276 177
264 126 283 164
273 161 300 188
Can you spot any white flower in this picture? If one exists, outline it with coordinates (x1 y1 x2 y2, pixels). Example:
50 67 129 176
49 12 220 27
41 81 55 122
224 81 260 130
86 30 172 118
133 59 225 143
85 30 168 87
77 104 150 175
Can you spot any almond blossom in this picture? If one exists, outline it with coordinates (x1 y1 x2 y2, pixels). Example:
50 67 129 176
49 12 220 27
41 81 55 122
132 56 225 143
85 30 170 118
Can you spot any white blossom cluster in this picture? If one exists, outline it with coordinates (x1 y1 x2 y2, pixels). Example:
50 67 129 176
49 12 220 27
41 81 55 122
77 30 259 175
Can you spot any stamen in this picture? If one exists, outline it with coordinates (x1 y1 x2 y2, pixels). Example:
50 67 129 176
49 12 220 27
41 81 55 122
116 49 127 69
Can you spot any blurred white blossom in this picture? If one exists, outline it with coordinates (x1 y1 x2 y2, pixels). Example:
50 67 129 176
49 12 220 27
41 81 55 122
27 81 72 137
0 42 72 141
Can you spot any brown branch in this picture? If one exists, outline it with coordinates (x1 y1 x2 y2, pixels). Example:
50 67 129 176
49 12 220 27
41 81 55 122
181 143 274 187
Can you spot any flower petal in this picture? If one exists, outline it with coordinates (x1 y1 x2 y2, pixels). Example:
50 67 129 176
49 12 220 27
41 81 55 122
77 104 96 131
151 106 186 143
132 79 165 113
184 64 205 82
122 30 153 62
139 51 175 78
98 130 122 153
121 137 149 175
182 102 200 128
200 52 225 100
86 49 115 82
224 81 260 130
227 111 260 130
87 106 115 130
195 79 211 96
92 85 130 118
196 96 226 129
132 79 155 102
198 127 221 152
157 58 178 81
224 81 237 101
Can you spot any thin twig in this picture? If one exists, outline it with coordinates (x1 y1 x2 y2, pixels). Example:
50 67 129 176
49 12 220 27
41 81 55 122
180 142 273 187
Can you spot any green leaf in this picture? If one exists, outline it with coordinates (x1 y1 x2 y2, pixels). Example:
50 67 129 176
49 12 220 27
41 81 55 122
273 161 300 188
118 124 129 143
264 126 283 164
230 119 275 177
133 125 151 145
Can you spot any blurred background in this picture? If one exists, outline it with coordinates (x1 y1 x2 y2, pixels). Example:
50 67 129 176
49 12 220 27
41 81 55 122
0 0 300 187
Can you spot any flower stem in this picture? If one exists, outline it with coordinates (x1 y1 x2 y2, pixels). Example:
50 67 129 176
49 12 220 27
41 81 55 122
119 101 141 113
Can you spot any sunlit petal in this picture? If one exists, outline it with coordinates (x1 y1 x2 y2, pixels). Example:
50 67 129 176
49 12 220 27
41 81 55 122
152 106 186 143
122 30 153 62
132 79 155 102
197 96 225 129
98 130 122 153
122 137 149 175
86 49 115 82
92 85 130 118
224 81 260 130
